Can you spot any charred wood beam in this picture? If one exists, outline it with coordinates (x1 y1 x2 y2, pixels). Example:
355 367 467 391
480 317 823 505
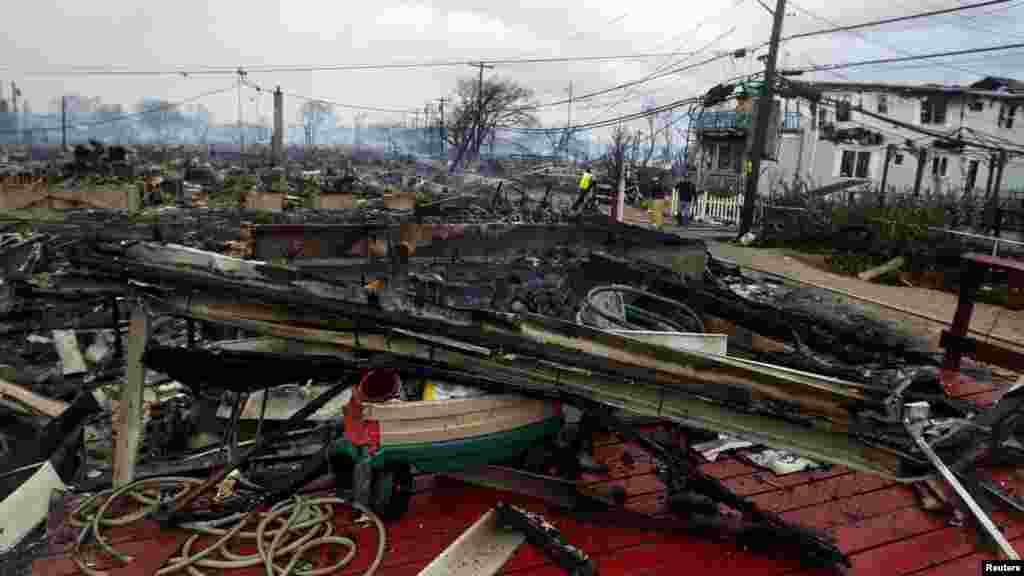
142 345 363 394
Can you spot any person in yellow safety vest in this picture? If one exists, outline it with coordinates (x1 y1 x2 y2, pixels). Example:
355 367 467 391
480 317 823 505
570 166 595 212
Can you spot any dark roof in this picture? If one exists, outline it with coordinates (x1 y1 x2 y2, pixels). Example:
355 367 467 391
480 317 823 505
968 77 1024 93
803 79 1024 100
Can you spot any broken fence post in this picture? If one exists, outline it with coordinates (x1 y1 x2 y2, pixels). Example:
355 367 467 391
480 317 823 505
113 303 150 487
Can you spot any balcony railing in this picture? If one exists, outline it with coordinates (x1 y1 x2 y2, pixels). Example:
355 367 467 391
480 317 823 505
694 111 801 132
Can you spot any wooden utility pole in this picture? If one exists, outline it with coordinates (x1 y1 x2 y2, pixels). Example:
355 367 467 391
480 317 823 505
436 97 447 160
272 86 283 165
61 96 67 149
913 148 927 197
471 62 494 161
236 68 248 161
878 144 894 208
739 0 786 237
11 81 19 144
566 81 573 162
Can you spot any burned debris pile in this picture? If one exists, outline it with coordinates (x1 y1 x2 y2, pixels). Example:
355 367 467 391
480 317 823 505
0 199 1021 574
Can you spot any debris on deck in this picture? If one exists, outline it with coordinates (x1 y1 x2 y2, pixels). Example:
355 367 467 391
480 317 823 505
0 162 1022 575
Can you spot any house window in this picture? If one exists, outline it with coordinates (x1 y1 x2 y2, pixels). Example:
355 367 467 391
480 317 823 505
716 143 732 170
894 153 905 165
836 98 852 122
999 104 1017 129
966 159 980 191
840 150 872 178
969 98 984 112
877 94 888 114
932 156 948 177
921 97 947 125
818 107 828 128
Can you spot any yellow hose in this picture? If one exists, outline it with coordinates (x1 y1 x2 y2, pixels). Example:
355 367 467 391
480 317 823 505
70 479 386 576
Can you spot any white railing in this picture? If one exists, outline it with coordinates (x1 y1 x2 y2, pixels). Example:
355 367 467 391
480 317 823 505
688 192 751 224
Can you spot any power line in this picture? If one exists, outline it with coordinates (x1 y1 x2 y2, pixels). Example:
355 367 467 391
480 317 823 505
515 51 738 113
786 42 1024 74
778 0 1018 42
0 85 235 135
246 83 417 114
1 50 731 78
787 1 986 78
895 0 1024 42
578 24 742 125
577 0 749 125
501 96 702 134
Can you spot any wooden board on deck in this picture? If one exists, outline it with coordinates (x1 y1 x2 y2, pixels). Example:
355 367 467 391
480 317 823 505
27 383 1024 576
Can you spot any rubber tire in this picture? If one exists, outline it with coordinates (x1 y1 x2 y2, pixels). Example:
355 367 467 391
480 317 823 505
371 463 414 521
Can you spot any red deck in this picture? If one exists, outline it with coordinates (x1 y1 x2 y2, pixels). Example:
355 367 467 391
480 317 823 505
31 377 1022 576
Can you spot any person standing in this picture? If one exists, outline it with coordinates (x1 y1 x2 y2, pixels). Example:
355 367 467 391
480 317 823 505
648 174 667 228
676 178 695 225
571 165 595 212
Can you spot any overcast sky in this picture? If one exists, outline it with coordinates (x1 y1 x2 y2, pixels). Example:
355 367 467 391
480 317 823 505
1 0 1022 140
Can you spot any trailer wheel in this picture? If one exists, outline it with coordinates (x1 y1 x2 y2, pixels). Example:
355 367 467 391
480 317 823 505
371 463 414 521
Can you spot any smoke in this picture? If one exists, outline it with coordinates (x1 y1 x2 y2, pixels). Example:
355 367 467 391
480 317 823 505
0 92 592 158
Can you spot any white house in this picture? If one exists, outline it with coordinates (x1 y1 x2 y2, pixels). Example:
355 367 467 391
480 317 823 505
694 76 1024 201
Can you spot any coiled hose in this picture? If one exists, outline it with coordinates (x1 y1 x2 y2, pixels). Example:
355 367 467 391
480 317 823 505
69 477 386 576
576 284 705 333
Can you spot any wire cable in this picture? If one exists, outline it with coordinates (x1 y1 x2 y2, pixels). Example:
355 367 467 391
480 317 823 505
2 50 746 78
778 0 1019 43
787 42 1024 75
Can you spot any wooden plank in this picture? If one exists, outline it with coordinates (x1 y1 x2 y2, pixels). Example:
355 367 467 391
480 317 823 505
780 485 918 530
52 330 88 376
379 401 557 445
959 388 1005 407
699 456 759 479
32 529 185 576
365 395 546 421
908 532 1024 576
0 462 65 553
848 508 1024 575
748 472 893 513
416 509 525 576
964 252 1024 274
0 377 69 417
721 466 852 497
832 506 948 552
941 332 1024 373
113 305 148 487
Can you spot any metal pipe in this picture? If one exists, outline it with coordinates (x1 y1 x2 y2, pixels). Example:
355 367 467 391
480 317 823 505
905 418 1020 560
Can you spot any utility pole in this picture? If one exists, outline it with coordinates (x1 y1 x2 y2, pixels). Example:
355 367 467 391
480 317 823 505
272 86 284 165
236 68 247 161
11 81 19 145
566 81 573 163
739 0 786 238
471 62 494 161
61 95 67 149
436 97 447 161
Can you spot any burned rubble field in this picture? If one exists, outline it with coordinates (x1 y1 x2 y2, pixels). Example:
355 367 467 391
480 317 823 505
0 201 1004 576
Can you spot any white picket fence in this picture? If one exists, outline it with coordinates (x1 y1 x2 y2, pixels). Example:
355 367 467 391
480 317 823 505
684 192 754 225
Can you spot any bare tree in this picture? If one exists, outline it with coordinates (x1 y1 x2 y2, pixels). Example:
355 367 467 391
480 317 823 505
446 76 538 170
601 124 634 187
